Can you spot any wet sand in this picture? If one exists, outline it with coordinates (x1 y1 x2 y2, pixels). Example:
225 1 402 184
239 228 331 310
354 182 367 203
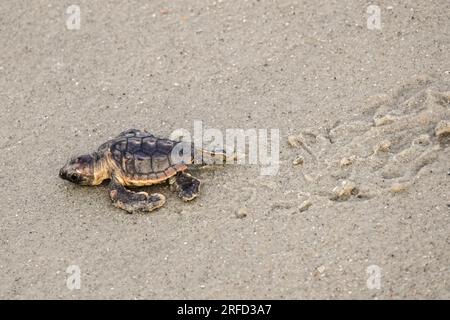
0 0 449 299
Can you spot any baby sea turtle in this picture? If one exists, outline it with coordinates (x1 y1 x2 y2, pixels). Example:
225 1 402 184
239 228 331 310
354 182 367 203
60 129 229 213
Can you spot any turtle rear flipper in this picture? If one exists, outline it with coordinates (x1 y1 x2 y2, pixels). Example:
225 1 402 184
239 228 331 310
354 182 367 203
169 172 201 201
109 177 165 213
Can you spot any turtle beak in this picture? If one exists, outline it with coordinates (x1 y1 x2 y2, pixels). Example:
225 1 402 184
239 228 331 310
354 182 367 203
59 167 81 183
59 168 67 180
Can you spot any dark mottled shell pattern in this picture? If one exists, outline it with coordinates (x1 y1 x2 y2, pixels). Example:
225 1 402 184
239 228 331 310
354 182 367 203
100 129 188 182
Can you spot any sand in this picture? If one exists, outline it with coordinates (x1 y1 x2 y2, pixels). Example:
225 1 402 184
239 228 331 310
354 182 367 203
0 0 449 299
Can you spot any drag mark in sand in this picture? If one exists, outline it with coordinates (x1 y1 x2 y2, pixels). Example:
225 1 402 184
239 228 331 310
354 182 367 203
288 75 450 202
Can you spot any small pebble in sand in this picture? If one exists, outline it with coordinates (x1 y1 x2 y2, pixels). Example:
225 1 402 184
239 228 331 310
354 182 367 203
435 120 450 139
288 134 305 148
330 180 359 201
390 182 409 193
235 207 248 219
373 140 391 153
298 199 312 212
340 155 356 167
292 156 304 166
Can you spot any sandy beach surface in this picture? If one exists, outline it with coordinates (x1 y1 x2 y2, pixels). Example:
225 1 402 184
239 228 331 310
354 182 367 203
0 0 449 299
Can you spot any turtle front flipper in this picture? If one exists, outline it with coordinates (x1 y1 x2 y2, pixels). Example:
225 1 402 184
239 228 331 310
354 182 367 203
108 177 165 213
169 172 201 201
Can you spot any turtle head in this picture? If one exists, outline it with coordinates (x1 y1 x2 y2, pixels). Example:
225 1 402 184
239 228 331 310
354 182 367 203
60 154 97 185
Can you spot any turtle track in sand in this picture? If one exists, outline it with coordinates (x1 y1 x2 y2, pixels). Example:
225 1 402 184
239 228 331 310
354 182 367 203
289 75 450 202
